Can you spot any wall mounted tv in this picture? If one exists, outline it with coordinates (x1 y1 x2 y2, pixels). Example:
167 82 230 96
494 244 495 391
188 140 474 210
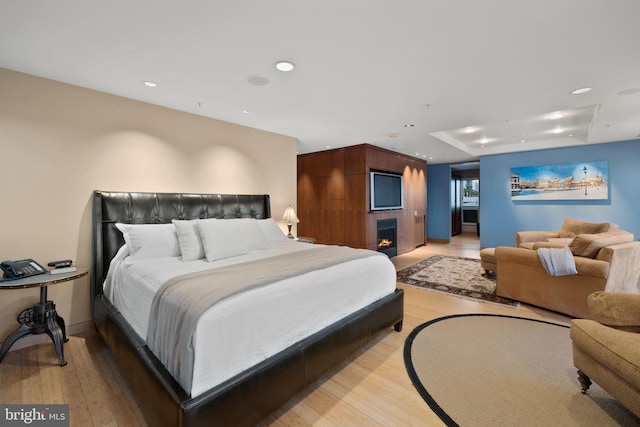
370 171 404 211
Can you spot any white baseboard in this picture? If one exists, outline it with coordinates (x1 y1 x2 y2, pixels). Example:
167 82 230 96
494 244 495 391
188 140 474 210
1 320 95 353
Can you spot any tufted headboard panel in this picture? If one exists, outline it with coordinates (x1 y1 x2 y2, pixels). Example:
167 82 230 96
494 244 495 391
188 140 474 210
91 191 271 304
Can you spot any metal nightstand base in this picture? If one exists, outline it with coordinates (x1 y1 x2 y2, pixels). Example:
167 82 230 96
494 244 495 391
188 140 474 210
0 286 68 366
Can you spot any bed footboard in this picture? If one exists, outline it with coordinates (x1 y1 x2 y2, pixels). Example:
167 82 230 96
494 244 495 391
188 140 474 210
95 288 403 427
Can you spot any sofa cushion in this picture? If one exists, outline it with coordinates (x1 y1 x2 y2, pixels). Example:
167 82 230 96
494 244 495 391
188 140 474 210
558 219 617 238
569 231 634 258
546 237 574 245
531 240 573 250
570 319 640 390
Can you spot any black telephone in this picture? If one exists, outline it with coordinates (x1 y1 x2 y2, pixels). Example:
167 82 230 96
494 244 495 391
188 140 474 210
1 259 47 280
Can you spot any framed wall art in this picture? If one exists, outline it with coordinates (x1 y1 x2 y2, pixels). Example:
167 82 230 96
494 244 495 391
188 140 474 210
511 160 608 201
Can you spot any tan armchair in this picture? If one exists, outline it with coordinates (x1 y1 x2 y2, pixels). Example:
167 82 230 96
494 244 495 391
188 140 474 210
495 230 640 318
570 292 640 418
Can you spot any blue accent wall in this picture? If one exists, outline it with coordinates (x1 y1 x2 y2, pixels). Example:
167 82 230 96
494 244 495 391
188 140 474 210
427 139 640 247
479 139 640 248
427 163 452 241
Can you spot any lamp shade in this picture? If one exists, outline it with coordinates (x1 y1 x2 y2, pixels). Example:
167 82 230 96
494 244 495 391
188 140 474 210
281 206 299 224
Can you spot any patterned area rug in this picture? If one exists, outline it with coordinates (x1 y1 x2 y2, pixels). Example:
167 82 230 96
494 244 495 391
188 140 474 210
396 255 518 308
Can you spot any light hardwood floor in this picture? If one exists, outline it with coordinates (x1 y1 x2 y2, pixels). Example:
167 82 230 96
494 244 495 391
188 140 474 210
0 234 572 426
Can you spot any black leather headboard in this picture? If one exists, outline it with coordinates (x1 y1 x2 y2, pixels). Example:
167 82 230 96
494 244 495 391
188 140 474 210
91 191 271 304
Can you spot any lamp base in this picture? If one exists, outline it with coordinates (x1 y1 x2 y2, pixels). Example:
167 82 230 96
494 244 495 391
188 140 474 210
287 224 294 239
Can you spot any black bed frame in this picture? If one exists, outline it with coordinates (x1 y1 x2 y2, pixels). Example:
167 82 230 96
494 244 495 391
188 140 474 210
91 191 404 427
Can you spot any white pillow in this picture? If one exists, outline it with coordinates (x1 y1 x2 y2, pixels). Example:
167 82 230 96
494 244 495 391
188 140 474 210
115 223 180 262
172 219 205 261
197 219 248 261
257 218 288 243
235 218 269 250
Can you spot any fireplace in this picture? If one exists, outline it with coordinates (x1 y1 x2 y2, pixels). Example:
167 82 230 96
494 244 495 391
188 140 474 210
376 218 397 258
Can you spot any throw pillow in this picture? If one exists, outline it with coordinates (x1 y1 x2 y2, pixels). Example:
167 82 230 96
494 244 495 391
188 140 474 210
257 218 288 243
115 223 181 262
558 218 615 238
197 219 248 261
569 230 634 258
172 219 205 261
234 218 269 250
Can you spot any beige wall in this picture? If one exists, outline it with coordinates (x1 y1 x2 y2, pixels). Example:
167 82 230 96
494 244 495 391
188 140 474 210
0 68 298 340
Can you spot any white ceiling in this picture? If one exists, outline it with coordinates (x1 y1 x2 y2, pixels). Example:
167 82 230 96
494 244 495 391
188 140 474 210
2 1 640 164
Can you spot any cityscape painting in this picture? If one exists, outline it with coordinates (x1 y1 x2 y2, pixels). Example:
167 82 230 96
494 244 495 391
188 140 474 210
511 161 609 201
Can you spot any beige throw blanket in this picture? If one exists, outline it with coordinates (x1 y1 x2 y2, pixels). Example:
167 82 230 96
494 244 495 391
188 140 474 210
147 246 383 394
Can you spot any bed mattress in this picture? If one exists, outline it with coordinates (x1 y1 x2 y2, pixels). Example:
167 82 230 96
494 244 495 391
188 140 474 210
103 240 396 396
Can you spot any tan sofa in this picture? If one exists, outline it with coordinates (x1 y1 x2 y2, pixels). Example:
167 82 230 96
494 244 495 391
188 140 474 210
495 226 640 319
515 218 619 249
570 292 640 418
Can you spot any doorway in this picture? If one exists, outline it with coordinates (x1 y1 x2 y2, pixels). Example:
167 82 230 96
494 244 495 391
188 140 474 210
451 162 480 238
451 175 462 236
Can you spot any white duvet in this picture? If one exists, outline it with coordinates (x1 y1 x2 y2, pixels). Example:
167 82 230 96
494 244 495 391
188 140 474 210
103 240 396 397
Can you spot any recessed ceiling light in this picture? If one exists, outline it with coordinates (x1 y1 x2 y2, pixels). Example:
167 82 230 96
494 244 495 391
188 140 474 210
571 87 592 95
143 81 157 87
248 76 269 86
477 138 494 144
242 110 250 114
520 139 526 143
404 124 415 128
617 88 640 96
547 111 566 120
275 61 295 72
462 126 479 134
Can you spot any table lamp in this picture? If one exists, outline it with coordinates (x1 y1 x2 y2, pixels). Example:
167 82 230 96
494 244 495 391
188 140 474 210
281 205 299 239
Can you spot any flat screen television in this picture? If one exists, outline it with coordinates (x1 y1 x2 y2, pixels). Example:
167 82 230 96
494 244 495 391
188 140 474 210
370 171 403 210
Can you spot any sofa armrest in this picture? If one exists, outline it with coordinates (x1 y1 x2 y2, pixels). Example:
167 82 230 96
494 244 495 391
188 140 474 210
588 291 640 332
496 246 541 266
515 231 560 248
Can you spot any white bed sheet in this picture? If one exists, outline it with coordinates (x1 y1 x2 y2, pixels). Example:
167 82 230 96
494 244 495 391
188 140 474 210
103 241 396 397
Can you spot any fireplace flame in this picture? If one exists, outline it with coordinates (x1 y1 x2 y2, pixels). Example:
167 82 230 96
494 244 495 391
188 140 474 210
378 239 393 248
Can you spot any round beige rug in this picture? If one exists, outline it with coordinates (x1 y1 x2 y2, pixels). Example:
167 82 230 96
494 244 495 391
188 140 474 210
404 314 639 426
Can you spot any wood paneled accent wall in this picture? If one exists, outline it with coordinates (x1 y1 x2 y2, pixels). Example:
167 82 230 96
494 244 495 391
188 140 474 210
297 144 427 255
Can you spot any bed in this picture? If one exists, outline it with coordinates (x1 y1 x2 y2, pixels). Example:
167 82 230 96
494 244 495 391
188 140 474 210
91 191 404 427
